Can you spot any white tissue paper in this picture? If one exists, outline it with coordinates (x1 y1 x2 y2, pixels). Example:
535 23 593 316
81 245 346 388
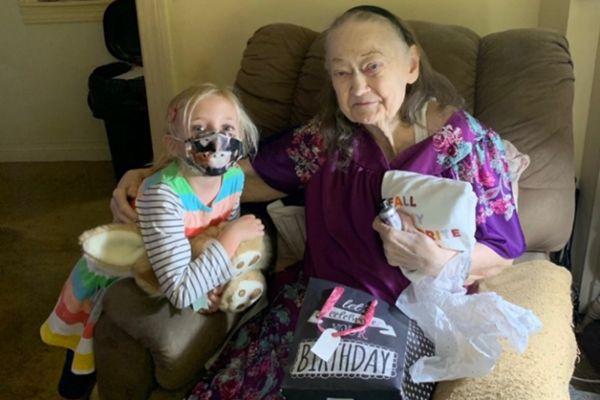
382 170 542 383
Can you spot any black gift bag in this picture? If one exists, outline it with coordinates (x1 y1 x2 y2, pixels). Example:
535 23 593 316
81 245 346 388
282 278 435 400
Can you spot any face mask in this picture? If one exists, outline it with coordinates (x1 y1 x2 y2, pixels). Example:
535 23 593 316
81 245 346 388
172 131 243 176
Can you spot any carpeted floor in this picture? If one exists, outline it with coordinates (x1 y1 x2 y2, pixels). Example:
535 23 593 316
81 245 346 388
1 161 599 399
0 161 114 399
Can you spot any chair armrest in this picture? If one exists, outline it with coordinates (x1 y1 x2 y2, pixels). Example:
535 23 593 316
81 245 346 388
97 279 237 391
433 261 576 400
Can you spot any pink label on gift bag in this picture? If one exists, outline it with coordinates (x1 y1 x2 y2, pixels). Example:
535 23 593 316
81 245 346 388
311 287 378 361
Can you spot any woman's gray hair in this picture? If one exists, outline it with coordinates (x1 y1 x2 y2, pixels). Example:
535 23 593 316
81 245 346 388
319 5 463 169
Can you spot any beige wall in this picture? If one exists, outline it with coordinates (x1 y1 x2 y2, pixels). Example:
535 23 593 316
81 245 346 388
152 0 599 178
168 0 541 90
0 1 114 161
4 0 595 179
537 1 600 180
572 7 600 311
565 0 600 179
538 0 570 34
141 0 540 156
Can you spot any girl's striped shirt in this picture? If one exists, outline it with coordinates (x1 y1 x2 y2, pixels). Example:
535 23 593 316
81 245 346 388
136 161 244 309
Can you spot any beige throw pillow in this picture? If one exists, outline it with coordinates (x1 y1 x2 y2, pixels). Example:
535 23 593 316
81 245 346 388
503 140 530 209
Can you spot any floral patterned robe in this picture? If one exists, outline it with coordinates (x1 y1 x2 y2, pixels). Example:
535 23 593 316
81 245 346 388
188 109 526 400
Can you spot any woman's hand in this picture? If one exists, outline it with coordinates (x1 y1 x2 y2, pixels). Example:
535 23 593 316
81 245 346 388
218 214 265 257
110 168 152 223
199 285 225 314
372 211 457 277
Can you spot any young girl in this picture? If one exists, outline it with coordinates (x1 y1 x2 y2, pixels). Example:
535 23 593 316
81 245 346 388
41 83 263 399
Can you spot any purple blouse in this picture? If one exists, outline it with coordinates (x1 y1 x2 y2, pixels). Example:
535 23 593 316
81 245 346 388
252 110 526 304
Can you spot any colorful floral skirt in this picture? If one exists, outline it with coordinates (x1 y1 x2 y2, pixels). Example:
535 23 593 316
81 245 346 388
188 264 306 400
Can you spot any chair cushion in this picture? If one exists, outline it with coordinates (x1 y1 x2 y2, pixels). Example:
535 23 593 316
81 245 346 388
433 261 577 400
101 279 238 390
476 29 575 251
235 23 319 137
407 20 480 113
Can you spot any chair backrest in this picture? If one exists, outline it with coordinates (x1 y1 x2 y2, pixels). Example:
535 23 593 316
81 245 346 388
234 21 575 253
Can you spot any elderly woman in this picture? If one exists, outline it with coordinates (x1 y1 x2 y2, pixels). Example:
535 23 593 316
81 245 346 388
113 5 525 398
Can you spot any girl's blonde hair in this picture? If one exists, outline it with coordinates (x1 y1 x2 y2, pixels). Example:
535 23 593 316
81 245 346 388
166 83 259 158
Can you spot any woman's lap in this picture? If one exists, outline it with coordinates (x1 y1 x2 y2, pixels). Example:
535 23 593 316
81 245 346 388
188 264 306 400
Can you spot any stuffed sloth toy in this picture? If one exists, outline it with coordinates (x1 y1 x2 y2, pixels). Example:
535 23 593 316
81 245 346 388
78 222 271 313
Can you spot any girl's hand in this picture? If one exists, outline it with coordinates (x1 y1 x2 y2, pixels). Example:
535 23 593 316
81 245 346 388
218 214 265 257
372 210 457 277
199 285 225 315
110 168 151 223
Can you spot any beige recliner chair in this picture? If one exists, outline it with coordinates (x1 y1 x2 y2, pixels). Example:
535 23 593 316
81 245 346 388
94 21 577 400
